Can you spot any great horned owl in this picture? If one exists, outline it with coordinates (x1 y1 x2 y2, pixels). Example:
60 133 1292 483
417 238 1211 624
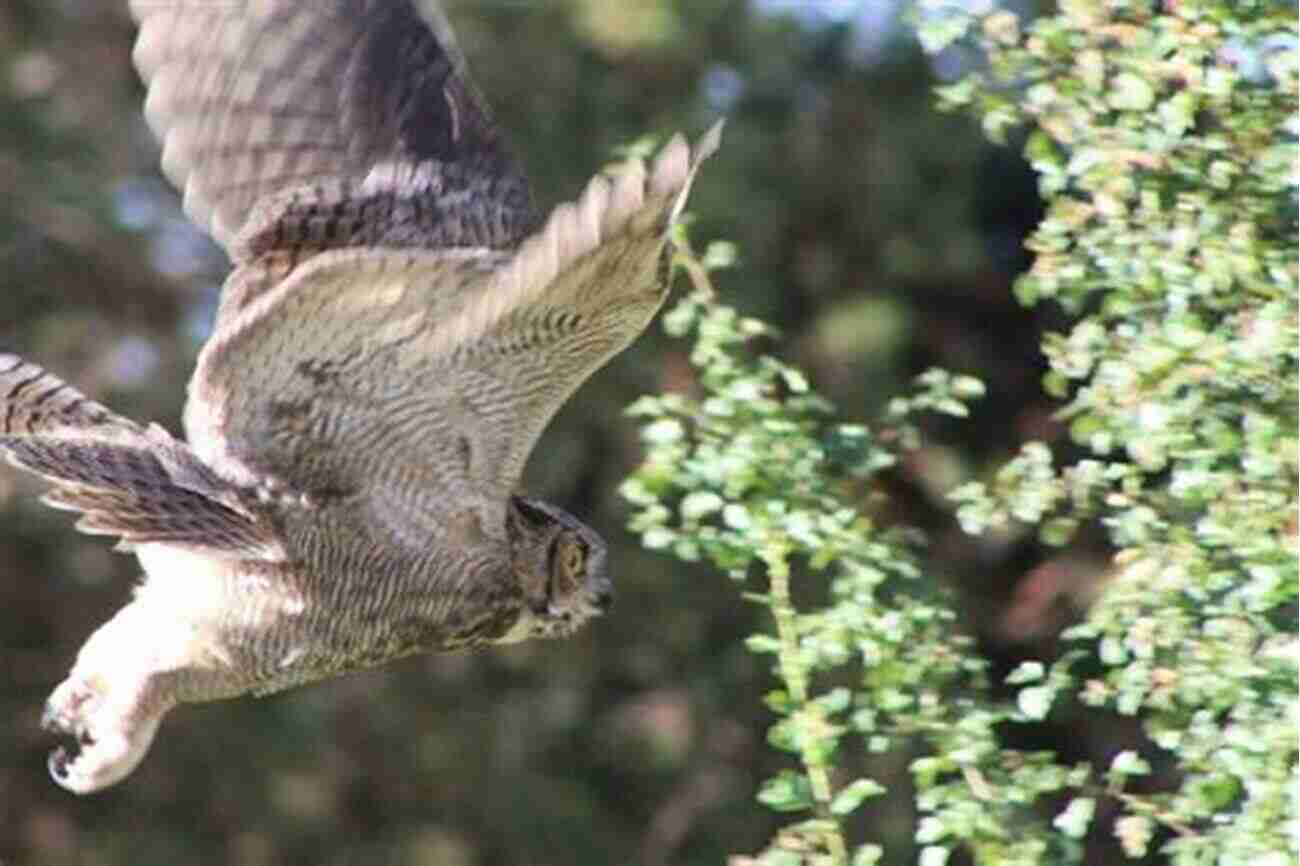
3 0 719 794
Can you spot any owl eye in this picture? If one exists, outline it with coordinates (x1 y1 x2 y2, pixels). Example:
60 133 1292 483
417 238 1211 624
552 535 586 579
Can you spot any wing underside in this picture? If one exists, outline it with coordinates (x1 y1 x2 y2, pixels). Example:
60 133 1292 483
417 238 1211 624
186 126 721 542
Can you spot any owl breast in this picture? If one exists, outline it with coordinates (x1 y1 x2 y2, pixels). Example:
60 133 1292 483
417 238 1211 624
129 512 527 703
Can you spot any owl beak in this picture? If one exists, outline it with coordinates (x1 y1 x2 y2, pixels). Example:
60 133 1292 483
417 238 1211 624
591 579 614 613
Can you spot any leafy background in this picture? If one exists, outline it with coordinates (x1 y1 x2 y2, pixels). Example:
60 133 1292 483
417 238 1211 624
0 1 1259 864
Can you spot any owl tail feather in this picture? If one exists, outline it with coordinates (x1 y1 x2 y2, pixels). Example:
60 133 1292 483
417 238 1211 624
0 353 277 555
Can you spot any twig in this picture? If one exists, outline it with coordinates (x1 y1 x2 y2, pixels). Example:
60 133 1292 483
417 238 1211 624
762 541 849 866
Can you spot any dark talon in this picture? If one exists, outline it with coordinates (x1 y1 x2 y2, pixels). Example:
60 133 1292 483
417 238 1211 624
49 746 69 780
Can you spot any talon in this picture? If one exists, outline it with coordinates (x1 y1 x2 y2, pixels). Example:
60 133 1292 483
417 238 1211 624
42 685 89 734
49 745 71 780
41 673 167 794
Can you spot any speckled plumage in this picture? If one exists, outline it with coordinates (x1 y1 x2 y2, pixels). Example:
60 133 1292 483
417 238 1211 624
3 0 719 794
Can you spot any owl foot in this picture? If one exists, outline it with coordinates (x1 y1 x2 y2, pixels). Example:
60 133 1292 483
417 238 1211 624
41 674 164 795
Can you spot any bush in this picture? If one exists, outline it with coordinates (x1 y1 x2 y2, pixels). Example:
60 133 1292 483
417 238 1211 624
624 2 1297 863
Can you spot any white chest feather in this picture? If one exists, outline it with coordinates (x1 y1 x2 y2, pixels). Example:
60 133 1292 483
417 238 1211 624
133 544 303 628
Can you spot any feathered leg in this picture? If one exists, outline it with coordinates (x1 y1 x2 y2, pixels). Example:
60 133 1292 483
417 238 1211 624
0 353 277 792
43 602 178 793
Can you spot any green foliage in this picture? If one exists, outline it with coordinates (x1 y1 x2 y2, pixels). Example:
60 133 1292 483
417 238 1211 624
926 0 1298 862
626 239 1057 864
625 1 1297 864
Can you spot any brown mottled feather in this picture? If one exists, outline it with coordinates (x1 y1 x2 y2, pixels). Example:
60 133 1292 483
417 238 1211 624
0 353 135 437
0 354 275 555
129 0 533 260
185 126 721 539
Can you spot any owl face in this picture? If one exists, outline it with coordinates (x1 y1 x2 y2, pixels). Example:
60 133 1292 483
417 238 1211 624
506 496 612 640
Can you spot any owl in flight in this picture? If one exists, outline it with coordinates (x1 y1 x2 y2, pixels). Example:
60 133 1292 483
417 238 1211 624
2 0 719 794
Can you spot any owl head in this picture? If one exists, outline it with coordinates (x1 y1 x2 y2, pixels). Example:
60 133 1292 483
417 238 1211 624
505 496 612 639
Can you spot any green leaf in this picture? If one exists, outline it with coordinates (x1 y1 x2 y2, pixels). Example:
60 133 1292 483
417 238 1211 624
661 301 698 337
1115 815 1153 858
830 778 887 815
952 375 985 399
722 503 752 530
915 816 946 844
766 717 802 754
701 240 737 271
641 527 674 550
642 418 684 444
680 491 724 520
916 9 974 54
816 687 852 714
778 367 810 394
918 845 950 866
1109 750 1151 779
1053 797 1095 838
756 771 814 813
1040 516 1078 546
1017 685 1054 720
758 851 801 866
1006 661 1045 685
852 844 884 866
1108 73 1155 111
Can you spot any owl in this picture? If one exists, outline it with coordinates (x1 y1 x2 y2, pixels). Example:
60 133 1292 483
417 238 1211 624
3 0 719 794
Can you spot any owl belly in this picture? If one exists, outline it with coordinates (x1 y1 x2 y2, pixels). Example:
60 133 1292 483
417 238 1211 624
130 543 311 702
262 553 528 693
130 525 528 702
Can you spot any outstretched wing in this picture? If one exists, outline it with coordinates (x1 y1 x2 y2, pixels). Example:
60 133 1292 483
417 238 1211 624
0 355 279 555
129 0 532 261
185 126 720 546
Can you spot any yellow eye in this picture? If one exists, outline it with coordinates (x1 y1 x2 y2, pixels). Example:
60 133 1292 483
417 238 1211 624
561 539 586 577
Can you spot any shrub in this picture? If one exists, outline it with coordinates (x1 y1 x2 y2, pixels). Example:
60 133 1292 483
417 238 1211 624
624 2 1297 862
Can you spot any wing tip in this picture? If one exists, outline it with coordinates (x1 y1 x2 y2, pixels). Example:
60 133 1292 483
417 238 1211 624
696 118 726 166
462 120 723 344
664 119 724 225
649 119 724 201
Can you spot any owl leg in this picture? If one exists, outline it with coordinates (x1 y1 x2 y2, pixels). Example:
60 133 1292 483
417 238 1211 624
42 670 169 794
40 599 200 794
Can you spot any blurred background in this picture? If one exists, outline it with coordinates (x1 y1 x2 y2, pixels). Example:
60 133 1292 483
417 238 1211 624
0 1 1122 863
